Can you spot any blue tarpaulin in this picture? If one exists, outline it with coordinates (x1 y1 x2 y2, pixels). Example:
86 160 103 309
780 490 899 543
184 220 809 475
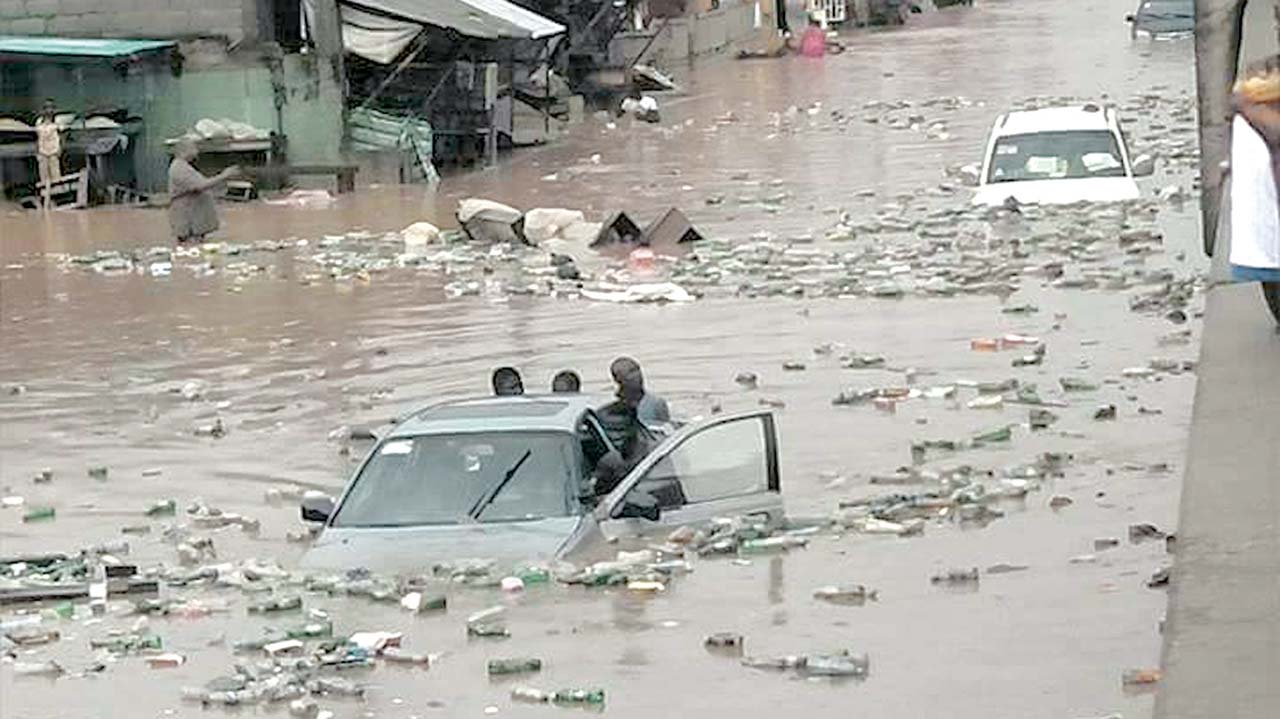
0 36 176 58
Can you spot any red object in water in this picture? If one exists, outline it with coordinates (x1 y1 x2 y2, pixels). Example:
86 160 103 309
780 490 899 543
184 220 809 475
800 27 826 58
628 247 657 274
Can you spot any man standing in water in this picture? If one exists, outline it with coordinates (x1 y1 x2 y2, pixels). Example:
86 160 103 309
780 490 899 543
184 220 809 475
168 139 238 244
34 99 62 206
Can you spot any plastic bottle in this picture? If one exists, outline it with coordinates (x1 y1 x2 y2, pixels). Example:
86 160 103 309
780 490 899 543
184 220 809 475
516 566 550 585
145 499 177 517
704 632 744 648
381 648 433 665
552 688 605 705
88 563 108 616
284 621 333 639
805 652 870 677
740 535 808 554
13 660 64 677
487 657 542 675
511 686 553 703
247 596 302 613
812 585 878 602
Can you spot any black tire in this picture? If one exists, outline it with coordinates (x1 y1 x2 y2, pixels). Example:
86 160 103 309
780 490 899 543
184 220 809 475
1264 282 1280 325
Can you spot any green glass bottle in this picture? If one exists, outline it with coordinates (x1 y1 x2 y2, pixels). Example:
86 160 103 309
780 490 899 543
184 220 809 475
22 506 55 522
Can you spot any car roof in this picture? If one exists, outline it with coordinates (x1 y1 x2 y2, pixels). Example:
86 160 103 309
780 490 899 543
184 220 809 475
389 394 610 437
994 105 1118 137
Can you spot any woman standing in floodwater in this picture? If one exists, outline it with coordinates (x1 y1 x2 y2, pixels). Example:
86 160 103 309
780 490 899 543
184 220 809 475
167 139 239 244
1229 56 1280 324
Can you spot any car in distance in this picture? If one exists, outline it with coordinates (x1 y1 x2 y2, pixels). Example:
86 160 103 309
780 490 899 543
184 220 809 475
970 104 1154 207
1126 0 1194 38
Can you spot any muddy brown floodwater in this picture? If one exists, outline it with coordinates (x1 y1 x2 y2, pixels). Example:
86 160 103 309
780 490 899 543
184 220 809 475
1 0 1203 717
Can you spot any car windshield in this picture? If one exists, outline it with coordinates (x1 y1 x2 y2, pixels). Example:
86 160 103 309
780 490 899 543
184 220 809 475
988 130 1126 183
331 432 581 527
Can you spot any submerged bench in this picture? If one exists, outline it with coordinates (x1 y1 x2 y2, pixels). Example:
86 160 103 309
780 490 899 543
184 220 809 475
246 164 358 193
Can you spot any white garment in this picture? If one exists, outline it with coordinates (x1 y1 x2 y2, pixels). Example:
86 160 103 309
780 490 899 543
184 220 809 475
1229 115 1280 269
35 117 60 156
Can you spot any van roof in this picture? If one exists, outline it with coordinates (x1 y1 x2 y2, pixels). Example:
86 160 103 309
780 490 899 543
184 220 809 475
995 105 1117 137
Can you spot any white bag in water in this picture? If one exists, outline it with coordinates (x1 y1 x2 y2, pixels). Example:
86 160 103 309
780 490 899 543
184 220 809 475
457 198 521 224
457 198 527 244
401 221 441 251
581 282 693 304
524 208 586 242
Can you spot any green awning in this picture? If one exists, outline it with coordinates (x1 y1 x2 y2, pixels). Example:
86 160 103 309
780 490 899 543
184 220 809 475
0 36 176 59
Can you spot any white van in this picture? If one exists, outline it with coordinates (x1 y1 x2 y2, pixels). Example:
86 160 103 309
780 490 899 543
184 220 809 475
971 104 1154 207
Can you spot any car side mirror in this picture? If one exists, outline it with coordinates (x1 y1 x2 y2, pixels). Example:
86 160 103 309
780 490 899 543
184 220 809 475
614 490 660 522
1131 154 1156 177
1125 14 1135 22
300 493 335 523
959 164 981 187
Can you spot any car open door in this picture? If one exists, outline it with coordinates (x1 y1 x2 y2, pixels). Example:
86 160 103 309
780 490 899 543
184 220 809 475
594 411 783 544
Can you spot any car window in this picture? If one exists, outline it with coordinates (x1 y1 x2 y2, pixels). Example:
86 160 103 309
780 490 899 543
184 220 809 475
332 431 579 527
578 416 611 477
629 416 770 506
989 130 1127 183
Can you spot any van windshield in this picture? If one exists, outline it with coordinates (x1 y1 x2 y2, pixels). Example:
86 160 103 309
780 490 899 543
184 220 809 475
988 130 1127 183
332 432 581 527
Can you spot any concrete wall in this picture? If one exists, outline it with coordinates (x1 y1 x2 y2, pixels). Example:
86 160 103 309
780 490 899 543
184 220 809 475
0 0 257 44
24 47 343 190
611 0 758 66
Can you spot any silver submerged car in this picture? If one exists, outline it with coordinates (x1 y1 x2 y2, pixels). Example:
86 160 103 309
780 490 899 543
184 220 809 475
299 395 784 572
1126 0 1194 38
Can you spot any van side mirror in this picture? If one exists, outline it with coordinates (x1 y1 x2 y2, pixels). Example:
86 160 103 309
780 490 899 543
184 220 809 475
614 490 660 521
1131 154 1156 177
301 493 335 523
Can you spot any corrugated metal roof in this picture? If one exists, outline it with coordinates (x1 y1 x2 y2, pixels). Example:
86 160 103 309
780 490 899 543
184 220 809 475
346 0 565 40
0 36 176 58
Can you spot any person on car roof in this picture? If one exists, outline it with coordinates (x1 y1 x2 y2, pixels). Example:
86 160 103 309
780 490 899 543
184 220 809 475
491 367 524 396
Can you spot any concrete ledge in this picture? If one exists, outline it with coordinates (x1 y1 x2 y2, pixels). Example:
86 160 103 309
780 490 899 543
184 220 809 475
612 1 757 65
1155 282 1280 719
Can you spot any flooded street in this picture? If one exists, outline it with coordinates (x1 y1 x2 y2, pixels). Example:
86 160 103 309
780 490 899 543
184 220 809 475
0 0 1203 717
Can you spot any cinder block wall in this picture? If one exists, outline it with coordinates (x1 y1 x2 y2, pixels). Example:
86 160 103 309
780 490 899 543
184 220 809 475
0 0 256 44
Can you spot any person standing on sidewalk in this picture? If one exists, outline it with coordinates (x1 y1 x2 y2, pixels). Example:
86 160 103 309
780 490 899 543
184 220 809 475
168 139 238 244
34 99 62 205
1228 56 1280 324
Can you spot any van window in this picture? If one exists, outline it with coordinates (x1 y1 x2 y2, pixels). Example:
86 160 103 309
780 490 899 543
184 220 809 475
989 130 1126 183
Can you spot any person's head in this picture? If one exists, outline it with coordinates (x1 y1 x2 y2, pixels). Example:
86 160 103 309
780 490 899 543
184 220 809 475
609 356 645 407
1237 55 1280 103
40 99 56 118
492 366 524 396
552 370 581 393
174 138 199 162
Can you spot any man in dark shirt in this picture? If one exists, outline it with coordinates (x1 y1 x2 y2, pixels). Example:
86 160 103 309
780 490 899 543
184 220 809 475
609 357 671 429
